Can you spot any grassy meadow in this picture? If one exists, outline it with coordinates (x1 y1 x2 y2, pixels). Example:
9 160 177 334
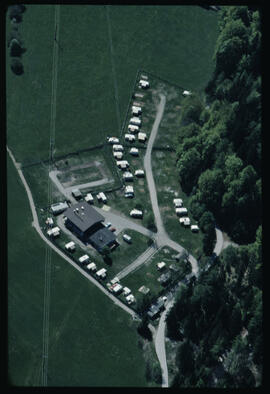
7 4 219 386
7 5 218 163
8 155 149 387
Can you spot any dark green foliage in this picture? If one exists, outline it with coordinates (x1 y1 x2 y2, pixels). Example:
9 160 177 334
10 39 25 57
167 228 262 387
180 94 204 126
175 6 261 245
144 212 157 232
137 316 152 341
10 58 24 75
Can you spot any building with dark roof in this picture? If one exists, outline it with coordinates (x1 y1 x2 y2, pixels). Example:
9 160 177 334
89 227 117 252
64 202 117 251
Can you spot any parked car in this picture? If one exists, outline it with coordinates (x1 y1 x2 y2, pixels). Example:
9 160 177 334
110 227 116 232
105 222 112 228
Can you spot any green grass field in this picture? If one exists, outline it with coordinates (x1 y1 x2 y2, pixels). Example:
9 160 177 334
7 4 219 386
7 5 218 163
123 246 179 305
8 155 150 387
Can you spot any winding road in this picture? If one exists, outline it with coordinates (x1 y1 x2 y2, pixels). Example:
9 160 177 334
8 92 202 388
7 147 139 322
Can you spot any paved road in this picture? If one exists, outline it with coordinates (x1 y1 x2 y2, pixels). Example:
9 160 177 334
154 299 175 388
144 94 168 237
214 227 223 256
7 146 139 321
143 94 198 276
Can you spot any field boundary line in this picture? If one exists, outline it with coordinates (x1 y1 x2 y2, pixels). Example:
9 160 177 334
41 4 60 386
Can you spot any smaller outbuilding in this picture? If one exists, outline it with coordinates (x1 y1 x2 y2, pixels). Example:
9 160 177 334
157 261 166 271
72 189 82 200
132 105 142 115
125 133 136 142
129 117 141 126
130 147 139 156
128 124 139 133
85 193 94 204
116 160 129 169
108 137 119 144
125 185 134 198
123 287 131 296
112 283 123 294
183 90 191 96
113 151 123 160
135 169 145 177
78 254 90 264
126 294 135 304
176 207 188 216
173 198 183 208
97 192 107 203
96 268 107 279
47 226 60 237
130 209 143 218
87 262 97 271
65 241 75 251
139 80 150 89
123 171 133 181
112 144 124 152
191 224 200 232
138 132 147 142
147 305 159 319
46 217 54 227
179 217 191 226
123 233 132 243
50 201 69 215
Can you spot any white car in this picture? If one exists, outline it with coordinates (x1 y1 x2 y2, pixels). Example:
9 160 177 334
105 222 112 228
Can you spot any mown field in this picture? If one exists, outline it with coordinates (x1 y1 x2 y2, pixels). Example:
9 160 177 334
7 5 218 163
8 155 149 387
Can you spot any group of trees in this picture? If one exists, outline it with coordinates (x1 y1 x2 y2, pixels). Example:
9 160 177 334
175 6 261 246
167 226 262 387
7 5 27 75
167 6 262 387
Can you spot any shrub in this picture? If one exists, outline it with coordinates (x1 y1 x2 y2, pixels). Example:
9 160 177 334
10 58 24 75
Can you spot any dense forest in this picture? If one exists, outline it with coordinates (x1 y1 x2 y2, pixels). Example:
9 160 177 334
166 6 262 387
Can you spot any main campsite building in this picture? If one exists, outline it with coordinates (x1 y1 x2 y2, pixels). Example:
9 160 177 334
64 202 117 252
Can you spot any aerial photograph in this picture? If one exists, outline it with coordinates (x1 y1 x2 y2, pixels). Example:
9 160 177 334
7 3 262 388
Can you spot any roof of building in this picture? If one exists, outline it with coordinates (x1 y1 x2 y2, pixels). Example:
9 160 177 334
65 241 75 248
96 268 107 276
79 254 89 262
123 286 131 295
51 201 69 212
157 261 166 269
87 262 96 269
89 227 116 250
65 202 104 232
123 171 133 178
135 169 144 175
